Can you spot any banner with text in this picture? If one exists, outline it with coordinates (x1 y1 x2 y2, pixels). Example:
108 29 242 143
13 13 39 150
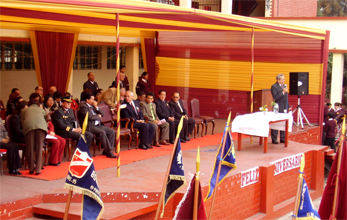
270 153 304 176
241 167 259 188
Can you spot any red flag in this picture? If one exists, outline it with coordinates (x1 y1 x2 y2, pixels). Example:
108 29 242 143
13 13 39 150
318 141 347 219
173 175 207 220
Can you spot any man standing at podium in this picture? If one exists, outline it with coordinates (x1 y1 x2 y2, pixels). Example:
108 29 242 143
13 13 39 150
271 74 288 144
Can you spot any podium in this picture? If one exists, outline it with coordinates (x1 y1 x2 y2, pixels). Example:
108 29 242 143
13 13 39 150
247 89 272 113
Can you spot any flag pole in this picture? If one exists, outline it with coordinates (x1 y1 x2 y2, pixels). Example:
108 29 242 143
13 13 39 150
193 146 200 220
63 190 73 220
115 13 121 177
292 153 305 220
64 112 89 220
209 112 231 220
154 117 184 220
331 116 345 219
250 28 254 144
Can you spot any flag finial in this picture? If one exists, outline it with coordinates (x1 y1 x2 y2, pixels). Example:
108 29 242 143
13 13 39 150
176 116 184 138
196 146 200 175
82 112 88 135
227 112 231 127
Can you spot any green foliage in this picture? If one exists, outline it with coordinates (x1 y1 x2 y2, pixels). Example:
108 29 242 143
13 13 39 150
317 0 347 17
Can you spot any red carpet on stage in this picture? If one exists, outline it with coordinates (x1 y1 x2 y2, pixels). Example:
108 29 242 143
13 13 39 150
13 133 248 181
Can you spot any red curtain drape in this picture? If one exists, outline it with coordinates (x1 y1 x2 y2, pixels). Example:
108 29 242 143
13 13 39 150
144 38 156 94
35 31 75 95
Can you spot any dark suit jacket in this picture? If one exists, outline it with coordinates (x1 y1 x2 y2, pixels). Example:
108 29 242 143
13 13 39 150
324 119 336 138
271 82 287 112
335 108 345 123
83 80 99 93
169 99 187 120
154 98 174 120
51 107 79 137
121 100 144 121
10 113 25 143
77 103 104 132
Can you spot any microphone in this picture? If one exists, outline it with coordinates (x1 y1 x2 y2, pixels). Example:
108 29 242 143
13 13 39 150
283 84 287 88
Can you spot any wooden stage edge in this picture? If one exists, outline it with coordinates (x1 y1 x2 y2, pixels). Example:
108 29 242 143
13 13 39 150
0 126 326 220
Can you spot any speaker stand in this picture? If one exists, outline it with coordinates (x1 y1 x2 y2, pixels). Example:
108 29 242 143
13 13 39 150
292 96 311 129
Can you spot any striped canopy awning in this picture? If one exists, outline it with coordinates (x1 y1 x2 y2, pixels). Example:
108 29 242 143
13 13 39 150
1 0 327 39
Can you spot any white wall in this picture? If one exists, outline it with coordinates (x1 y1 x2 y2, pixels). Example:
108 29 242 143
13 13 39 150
0 70 37 102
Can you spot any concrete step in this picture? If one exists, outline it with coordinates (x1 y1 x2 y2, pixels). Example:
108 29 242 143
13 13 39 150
324 149 335 155
325 153 336 161
32 202 157 220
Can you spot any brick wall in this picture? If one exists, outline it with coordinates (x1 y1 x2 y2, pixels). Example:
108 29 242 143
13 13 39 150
134 149 324 220
272 0 317 17
289 126 321 145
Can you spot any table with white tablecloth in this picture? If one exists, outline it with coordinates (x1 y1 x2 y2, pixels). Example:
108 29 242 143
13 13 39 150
232 112 293 153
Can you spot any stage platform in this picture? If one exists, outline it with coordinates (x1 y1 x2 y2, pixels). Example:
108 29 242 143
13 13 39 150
0 123 327 219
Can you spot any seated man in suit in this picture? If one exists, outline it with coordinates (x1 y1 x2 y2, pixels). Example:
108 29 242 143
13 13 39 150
121 91 155 150
51 96 93 148
78 93 116 158
169 92 195 141
137 91 146 103
140 92 170 147
97 87 117 109
154 90 188 143
83 72 99 94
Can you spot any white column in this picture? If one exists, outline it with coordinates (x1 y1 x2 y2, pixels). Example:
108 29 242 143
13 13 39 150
179 0 191 8
221 0 233 14
126 46 140 97
330 53 344 104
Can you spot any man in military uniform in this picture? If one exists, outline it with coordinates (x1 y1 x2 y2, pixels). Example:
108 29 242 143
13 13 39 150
52 96 93 148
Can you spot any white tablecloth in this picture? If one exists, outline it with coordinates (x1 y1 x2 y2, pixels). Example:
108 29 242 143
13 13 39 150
231 112 293 137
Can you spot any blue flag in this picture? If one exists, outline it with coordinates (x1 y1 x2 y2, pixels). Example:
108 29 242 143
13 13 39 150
161 139 186 217
64 136 104 220
296 178 320 220
205 127 236 201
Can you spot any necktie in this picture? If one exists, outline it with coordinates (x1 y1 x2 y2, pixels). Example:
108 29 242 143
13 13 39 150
150 103 155 119
131 103 139 119
177 102 183 113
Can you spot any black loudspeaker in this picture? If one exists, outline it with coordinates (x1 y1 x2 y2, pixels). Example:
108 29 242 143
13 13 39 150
289 72 309 96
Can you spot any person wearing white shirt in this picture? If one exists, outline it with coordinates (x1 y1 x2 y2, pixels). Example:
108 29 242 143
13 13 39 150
78 93 116 158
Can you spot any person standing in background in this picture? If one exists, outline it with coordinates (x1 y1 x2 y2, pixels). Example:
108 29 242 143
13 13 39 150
83 72 99 93
21 93 47 175
270 74 288 144
136 72 150 96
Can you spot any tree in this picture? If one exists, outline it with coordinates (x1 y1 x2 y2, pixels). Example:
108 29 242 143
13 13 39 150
317 0 347 17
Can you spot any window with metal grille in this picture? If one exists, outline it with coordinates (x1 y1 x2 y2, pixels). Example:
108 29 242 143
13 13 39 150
144 0 179 6
192 0 221 12
0 43 35 71
139 48 144 69
73 45 101 70
107 46 126 69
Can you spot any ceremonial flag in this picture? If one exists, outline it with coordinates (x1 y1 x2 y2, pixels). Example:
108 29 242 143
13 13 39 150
160 138 186 217
294 178 320 220
64 111 104 220
318 141 347 219
205 125 236 201
173 175 207 220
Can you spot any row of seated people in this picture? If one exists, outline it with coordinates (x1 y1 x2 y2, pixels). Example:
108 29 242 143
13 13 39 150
99 89 197 150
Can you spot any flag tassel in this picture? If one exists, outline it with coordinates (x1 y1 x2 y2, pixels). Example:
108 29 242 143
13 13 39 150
208 112 232 220
63 190 73 220
154 117 184 220
292 153 305 220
